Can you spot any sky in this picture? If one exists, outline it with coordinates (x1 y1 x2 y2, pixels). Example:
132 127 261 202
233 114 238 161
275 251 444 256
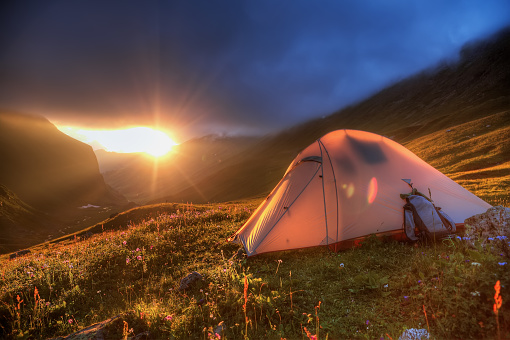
1 0 509 143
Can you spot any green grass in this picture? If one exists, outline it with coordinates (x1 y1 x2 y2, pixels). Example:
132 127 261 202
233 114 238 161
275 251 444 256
1 200 508 339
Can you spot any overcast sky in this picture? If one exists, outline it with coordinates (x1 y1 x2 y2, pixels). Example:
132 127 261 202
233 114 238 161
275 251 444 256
1 0 509 141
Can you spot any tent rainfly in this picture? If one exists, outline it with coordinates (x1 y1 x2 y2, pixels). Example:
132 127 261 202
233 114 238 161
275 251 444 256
229 129 491 256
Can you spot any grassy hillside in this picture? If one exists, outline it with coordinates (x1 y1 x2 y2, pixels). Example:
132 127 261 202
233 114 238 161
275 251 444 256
150 28 510 206
405 112 510 207
0 201 508 339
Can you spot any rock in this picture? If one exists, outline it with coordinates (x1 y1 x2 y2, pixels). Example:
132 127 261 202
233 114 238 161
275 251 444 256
80 231 94 240
9 249 31 260
178 271 203 291
463 206 510 248
214 321 226 337
398 328 429 340
132 331 150 339
229 248 246 261
464 205 510 235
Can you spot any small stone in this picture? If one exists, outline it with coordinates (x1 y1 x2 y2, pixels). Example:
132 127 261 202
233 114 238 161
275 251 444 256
214 321 226 336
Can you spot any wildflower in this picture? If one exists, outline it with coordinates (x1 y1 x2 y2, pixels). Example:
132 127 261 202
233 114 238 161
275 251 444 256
126 258 130 264
494 280 502 313
137 255 142 260
488 237 494 241
404 296 409 300
384 284 389 288
456 236 461 240
339 263 345 267
136 248 140 252
496 236 507 240
68 319 73 324
498 262 507 266
366 320 369 325
471 291 480 296
418 280 422 284
471 262 482 266
123 241 127 245
164 315 172 321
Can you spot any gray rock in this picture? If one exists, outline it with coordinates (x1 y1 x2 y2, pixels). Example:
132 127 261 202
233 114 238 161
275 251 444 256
178 271 203 291
463 205 510 247
398 328 429 340
465 205 510 233
214 321 226 336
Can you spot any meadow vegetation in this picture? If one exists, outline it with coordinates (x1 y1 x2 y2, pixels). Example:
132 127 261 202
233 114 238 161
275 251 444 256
0 200 508 339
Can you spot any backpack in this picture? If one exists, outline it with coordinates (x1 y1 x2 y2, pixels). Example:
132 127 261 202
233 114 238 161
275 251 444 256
402 194 456 241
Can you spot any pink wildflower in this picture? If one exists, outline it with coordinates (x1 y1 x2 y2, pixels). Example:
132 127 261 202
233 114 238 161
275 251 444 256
68 319 73 324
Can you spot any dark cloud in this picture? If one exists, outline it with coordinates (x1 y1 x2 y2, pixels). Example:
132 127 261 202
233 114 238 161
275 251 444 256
1 0 509 140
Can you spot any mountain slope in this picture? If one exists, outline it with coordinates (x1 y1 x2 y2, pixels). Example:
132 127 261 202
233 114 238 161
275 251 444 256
97 135 260 203
152 27 510 206
0 184 60 253
0 111 127 215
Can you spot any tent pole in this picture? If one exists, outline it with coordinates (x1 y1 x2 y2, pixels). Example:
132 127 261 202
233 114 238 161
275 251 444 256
318 139 329 247
318 139 340 246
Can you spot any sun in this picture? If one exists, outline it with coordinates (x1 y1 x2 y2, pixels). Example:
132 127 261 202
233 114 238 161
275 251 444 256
58 126 178 157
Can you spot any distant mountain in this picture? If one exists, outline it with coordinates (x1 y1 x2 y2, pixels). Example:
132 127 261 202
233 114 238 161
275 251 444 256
0 111 127 215
97 135 260 203
151 27 510 205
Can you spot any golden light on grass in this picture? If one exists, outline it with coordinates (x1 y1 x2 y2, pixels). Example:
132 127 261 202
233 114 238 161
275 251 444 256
58 126 178 157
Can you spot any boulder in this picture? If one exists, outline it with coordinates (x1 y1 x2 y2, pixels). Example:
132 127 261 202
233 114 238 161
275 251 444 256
464 205 510 238
178 271 203 291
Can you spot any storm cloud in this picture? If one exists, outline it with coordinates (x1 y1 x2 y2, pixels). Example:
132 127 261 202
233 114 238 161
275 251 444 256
1 0 509 140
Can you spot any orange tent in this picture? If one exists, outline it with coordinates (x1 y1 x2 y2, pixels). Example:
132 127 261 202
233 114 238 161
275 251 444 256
230 130 491 256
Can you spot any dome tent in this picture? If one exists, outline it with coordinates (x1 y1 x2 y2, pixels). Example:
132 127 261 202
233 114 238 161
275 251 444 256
229 130 491 256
